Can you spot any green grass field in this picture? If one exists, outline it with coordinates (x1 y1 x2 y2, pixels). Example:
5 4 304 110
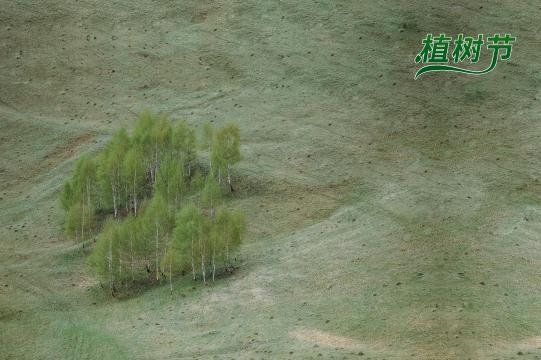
2 1 541 359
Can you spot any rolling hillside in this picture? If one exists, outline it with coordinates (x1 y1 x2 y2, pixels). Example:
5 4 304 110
1 1 541 359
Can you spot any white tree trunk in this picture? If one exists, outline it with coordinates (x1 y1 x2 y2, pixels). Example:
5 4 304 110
86 180 91 210
154 141 159 187
81 198 85 248
201 252 206 285
108 236 113 293
111 181 118 218
212 248 216 282
199 233 206 285
133 168 138 216
191 234 196 280
169 263 172 294
225 223 229 262
155 221 159 281
125 183 129 213
227 164 231 190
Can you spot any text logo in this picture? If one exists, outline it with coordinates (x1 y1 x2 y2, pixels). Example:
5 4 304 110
414 33 516 79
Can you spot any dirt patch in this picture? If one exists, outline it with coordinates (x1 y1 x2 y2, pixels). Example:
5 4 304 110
290 328 373 350
518 336 541 348
37 132 96 171
498 336 541 351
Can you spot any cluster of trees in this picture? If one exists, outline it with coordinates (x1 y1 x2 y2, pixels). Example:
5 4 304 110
59 112 246 294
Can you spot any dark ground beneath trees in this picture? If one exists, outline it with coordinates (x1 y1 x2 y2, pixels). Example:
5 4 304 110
1 1 541 359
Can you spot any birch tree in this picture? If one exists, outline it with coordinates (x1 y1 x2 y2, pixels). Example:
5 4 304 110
172 120 197 177
156 155 186 208
150 116 172 186
88 218 121 295
122 147 146 216
171 203 201 280
64 201 83 244
230 209 246 261
200 177 222 283
98 129 129 217
66 113 249 294
201 176 221 218
162 241 183 293
61 155 98 246
198 213 211 285
212 124 241 190
215 207 232 263
208 220 223 281
119 215 142 283
59 181 75 211
215 207 245 265
133 111 155 185
141 194 173 281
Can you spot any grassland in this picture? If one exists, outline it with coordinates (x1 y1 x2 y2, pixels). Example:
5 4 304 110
2 1 541 359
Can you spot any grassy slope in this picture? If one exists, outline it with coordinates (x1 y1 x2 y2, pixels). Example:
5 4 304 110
1 0 541 359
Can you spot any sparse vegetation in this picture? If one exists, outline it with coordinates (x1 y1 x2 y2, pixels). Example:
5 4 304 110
60 112 246 294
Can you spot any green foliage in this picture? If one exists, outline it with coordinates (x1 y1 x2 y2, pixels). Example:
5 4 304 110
172 120 196 175
97 129 130 216
132 112 155 176
201 176 221 211
215 207 245 262
141 193 174 280
72 155 97 204
151 116 172 153
212 124 241 169
209 123 241 187
60 112 247 294
87 219 119 290
190 172 205 194
122 146 146 215
171 203 203 279
64 201 83 240
230 209 246 251
156 155 186 207
59 154 96 212
141 193 174 238
122 215 146 261
60 155 99 245
59 181 75 211
133 111 155 148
